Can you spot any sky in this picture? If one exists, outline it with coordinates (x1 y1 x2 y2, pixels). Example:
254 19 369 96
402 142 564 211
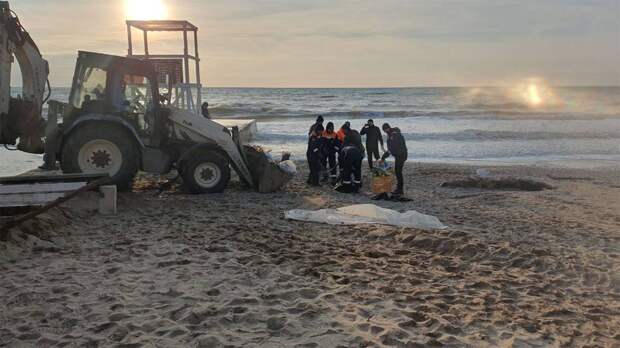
9 0 620 88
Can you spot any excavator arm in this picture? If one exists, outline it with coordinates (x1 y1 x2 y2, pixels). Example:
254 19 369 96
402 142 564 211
0 1 49 153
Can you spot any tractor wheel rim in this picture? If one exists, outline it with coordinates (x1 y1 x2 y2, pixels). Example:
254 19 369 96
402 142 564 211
194 163 221 188
78 139 123 175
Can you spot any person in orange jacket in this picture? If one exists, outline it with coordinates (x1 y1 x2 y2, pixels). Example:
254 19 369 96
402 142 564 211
336 121 350 143
322 122 341 184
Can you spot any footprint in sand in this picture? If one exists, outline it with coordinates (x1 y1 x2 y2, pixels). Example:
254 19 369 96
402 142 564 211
380 329 410 346
404 311 428 323
267 316 288 331
109 326 130 342
197 336 221 348
206 288 220 296
370 325 385 335
298 288 320 299
108 313 131 322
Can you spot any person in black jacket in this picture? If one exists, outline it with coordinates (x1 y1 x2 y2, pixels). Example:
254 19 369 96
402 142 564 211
381 123 408 195
337 128 364 192
337 124 364 186
307 124 325 186
343 126 365 157
360 119 384 169
308 115 324 135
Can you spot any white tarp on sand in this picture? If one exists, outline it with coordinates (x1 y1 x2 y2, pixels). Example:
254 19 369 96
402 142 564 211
285 204 447 230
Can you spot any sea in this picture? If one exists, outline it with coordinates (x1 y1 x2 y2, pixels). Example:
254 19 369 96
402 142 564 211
2 86 619 176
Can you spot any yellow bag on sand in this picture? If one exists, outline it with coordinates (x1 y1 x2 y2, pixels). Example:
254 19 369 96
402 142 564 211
372 175 393 194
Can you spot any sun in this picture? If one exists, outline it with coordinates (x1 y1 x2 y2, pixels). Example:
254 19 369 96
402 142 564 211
125 0 167 20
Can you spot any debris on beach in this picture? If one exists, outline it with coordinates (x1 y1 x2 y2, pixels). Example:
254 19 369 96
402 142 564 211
285 204 447 230
441 175 555 191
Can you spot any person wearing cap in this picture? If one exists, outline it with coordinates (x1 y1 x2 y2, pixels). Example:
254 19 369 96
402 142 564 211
309 115 324 135
360 119 384 170
380 123 408 195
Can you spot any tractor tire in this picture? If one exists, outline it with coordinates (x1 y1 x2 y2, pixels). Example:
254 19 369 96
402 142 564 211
60 123 139 191
181 151 231 194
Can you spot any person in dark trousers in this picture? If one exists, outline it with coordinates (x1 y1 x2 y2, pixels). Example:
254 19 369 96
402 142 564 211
309 115 324 135
381 123 408 195
360 119 384 170
337 123 364 182
338 130 364 193
307 124 324 186
322 122 341 184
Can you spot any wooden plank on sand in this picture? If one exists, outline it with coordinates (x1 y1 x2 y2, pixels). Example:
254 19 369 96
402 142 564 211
0 173 105 185
0 193 67 208
0 182 85 195
0 182 88 208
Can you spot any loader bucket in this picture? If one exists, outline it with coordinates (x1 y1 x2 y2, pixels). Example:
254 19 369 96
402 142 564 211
243 146 295 193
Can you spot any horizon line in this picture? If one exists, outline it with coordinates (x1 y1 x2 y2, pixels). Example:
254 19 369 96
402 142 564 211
12 84 620 89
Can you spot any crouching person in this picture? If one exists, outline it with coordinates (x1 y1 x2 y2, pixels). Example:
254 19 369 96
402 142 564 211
337 139 363 193
307 124 324 186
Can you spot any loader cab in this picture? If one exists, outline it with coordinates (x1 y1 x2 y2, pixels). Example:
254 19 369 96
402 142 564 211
66 51 166 147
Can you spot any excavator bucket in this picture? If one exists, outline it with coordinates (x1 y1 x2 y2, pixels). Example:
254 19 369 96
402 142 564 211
243 146 296 193
230 127 295 193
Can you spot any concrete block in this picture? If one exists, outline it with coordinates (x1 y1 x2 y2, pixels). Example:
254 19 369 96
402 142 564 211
98 185 117 215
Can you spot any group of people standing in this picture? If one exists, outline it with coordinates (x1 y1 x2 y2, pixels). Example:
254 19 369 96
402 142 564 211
306 116 408 195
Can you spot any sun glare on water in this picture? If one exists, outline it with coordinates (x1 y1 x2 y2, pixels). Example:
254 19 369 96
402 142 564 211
527 84 543 106
516 79 552 107
126 0 167 20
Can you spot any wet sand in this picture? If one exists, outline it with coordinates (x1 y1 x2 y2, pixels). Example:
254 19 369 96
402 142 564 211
1 162 619 347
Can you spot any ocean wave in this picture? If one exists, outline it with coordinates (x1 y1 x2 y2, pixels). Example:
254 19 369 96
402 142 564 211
469 102 534 110
400 130 620 142
254 129 620 143
210 104 620 121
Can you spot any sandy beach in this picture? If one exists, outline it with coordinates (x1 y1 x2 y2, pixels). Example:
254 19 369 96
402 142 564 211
1 162 619 347
1 0 618 346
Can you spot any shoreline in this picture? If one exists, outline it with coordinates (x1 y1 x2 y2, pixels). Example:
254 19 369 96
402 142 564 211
2 145 619 178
